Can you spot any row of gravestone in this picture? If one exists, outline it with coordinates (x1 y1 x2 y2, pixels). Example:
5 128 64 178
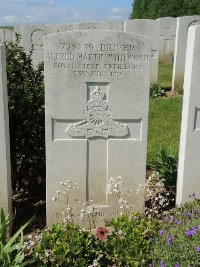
1 16 200 89
0 23 200 226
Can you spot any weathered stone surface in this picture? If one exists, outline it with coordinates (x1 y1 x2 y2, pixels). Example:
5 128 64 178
44 30 150 226
0 45 12 214
176 25 200 205
0 29 13 44
157 17 177 62
57 24 73 32
124 19 159 84
73 21 124 31
172 15 200 90
14 25 59 67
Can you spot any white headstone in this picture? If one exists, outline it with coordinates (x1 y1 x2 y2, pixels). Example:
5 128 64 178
157 17 177 61
124 19 160 84
14 25 60 67
73 21 124 31
44 30 150 226
0 29 13 44
0 45 12 214
176 25 200 205
172 16 200 90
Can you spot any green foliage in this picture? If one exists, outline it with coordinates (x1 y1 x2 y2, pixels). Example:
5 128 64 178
151 146 178 186
0 26 14 30
0 208 34 266
33 223 101 267
152 197 200 266
106 212 159 267
32 213 159 267
150 84 165 99
5 38 45 194
130 0 200 19
147 96 182 164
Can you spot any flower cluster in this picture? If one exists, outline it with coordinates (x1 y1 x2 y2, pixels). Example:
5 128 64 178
185 225 199 237
80 200 98 229
23 231 42 256
138 171 173 218
106 176 132 213
52 180 78 223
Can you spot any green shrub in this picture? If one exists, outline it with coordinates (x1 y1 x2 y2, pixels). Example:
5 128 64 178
31 212 159 267
0 208 34 266
150 84 165 99
105 212 159 267
33 223 102 267
151 146 178 187
5 38 45 194
152 197 200 266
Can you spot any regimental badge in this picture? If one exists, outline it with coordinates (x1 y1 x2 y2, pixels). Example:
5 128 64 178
66 86 129 139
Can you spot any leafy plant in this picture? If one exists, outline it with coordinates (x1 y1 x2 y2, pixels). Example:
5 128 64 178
150 84 165 99
151 146 178 187
0 208 34 266
104 212 159 267
33 223 102 267
5 37 45 195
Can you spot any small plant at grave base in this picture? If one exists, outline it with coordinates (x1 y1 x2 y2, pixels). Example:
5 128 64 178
0 208 35 267
150 84 165 99
106 176 133 214
151 146 178 187
137 171 174 219
80 200 98 230
105 212 159 267
32 223 104 267
52 180 78 224
152 195 200 266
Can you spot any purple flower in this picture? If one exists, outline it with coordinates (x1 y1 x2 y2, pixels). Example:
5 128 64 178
167 235 173 245
186 210 192 219
159 229 165 236
171 216 175 221
176 220 182 225
185 226 198 237
175 264 180 267
163 216 168 223
160 260 165 267
195 246 200 252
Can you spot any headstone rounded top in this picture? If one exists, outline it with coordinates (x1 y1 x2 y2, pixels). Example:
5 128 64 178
188 20 200 30
31 29 46 47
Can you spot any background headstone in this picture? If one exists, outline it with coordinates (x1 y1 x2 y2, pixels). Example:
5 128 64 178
0 29 13 44
44 30 150 226
124 19 160 84
14 25 60 67
73 21 124 31
172 15 200 90
0 45 12 214
157 17 177 62
176 25 200 205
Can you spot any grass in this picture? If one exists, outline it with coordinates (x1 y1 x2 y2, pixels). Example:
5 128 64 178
158 61 173 89
0 26 14 30
147 59 183 165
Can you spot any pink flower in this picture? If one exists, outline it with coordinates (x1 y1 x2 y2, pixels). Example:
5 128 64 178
96 227 109 240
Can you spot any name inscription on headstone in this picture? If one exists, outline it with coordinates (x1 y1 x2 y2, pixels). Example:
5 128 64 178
45 38 149 78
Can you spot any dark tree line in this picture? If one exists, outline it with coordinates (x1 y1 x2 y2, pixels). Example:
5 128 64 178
130 0 200 19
